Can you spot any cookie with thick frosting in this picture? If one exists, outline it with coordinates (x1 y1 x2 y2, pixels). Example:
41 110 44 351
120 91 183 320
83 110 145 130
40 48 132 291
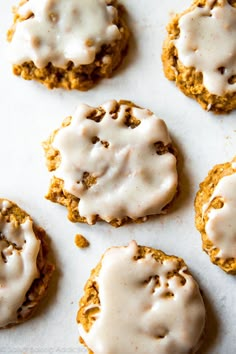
0 198 54 328
77 241 206 354
195 158 236 274
7 0 129 90
162 0 236 114
43 100 178 227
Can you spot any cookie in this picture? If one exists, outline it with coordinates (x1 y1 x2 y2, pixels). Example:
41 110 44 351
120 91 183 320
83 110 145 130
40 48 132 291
77 241 206 354
7 0 129 90
0 198 54 328
43 100 178 227
162 0 236 114
74 234 90 249
195 158 236 274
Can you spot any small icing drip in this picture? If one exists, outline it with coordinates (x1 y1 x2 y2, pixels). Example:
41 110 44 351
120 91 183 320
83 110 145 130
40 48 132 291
52 100 178 223
0 207 40 327
9 0 121 68
203 170 236 259
175 0 236 95
78 241 205 354
0 200 12 212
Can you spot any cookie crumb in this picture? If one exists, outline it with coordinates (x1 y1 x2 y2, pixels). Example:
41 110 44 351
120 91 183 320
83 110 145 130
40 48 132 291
74 234 90 248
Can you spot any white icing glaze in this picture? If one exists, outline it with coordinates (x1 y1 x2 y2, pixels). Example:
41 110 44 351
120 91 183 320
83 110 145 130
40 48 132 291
203 169 236 258
52 100 178 223
0 200 12 212
10 0 121 68
0 205 40 327
175 0 236 95
78 241 205 354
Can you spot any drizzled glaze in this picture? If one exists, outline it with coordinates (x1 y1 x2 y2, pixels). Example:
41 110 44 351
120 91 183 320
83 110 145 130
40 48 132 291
79 241 205 354
203 167 236 259
175 0 236 95
52 100 178 223
0 200 40 327
10 0 121 68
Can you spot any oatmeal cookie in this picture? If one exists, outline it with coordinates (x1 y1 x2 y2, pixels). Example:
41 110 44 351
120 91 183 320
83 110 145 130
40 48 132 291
43 100 178 227
7 0 129 90
162 0 236 114
195 158 236 274
0 198 54 328
77 241 206 354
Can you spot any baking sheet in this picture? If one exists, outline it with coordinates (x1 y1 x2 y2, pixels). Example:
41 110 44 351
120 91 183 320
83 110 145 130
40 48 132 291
0 0 236 353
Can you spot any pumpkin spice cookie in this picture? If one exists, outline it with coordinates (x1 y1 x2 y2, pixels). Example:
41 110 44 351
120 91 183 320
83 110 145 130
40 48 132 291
162 0 236 114
195 158 236 274
43 100 178 227
7 0 129 90
0 198 54 328
77 241 206 354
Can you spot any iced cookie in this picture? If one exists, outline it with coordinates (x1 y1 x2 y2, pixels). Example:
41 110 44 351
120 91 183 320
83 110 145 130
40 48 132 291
195 158 236 274
77 241 206 354
0 198 54 328
7 0 129 90
162 0 236 114
43 100 178 227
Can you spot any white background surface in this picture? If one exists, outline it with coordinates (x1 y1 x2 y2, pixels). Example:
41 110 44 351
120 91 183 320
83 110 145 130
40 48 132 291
0 1 236 353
